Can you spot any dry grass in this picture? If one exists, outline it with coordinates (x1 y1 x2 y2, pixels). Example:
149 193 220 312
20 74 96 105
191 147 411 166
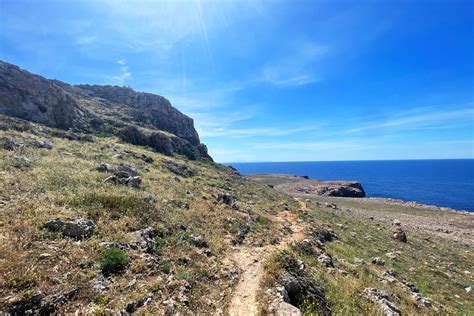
0 127 295 313
259 197 473 314
1 124 472 314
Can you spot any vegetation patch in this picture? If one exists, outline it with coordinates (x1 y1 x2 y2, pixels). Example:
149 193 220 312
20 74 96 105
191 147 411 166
101 248 129 275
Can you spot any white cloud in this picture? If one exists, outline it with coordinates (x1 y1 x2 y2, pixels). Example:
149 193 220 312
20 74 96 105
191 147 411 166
199 124 323 138
345 105 474 134
111 60 132 85
260 41 329 87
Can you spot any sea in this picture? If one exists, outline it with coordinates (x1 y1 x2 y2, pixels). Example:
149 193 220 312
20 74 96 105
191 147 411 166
227 159 474 212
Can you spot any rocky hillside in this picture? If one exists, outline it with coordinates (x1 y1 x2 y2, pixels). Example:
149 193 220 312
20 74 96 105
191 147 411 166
0 61 210 160
0 62 472 315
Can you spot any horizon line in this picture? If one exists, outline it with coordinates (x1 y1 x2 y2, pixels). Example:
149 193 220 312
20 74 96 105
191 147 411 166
219 157 474 164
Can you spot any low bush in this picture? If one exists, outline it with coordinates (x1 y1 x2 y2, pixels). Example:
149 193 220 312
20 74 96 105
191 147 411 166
101 248 128 275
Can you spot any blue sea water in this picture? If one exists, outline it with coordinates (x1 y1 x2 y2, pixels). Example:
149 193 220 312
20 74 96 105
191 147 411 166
228 159 474 212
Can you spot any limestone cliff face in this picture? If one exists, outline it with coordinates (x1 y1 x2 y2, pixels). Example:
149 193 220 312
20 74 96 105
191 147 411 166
73 84 200 146
0 62 87 129
0 60 211 160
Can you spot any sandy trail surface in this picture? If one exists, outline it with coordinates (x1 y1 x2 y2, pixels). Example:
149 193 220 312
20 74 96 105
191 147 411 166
226 201 306 315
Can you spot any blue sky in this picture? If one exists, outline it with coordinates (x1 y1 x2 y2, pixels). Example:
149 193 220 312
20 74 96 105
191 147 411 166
1 0 473 162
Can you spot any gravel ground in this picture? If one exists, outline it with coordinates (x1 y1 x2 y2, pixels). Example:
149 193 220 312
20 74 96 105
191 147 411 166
249 174 474 247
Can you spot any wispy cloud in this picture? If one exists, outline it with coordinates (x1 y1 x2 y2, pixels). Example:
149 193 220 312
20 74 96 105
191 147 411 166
110 60 131 85
345 105 474 134
260 41 329 87
200 124 323 138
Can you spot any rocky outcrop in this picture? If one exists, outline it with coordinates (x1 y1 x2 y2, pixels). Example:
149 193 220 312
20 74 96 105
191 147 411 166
280 180 365 197
364 288 400 316
43 218 95 239
248 174 366 198
0 60 211 161
0 62 87 129
74 84 200 145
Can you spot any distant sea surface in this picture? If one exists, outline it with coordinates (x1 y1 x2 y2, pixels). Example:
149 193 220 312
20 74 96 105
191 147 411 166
228 159 474 212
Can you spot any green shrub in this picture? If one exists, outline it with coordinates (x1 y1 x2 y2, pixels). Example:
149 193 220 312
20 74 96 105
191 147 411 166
175 230 192 245
160 260 172 274
274 249 302 274
155 236 168 255
101 248 128 275
256 214 270 226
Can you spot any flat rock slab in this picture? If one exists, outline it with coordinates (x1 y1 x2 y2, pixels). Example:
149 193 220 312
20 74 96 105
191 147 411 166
248 174 366 198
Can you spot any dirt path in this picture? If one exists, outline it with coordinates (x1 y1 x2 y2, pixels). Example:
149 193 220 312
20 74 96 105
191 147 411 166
226 200 306 315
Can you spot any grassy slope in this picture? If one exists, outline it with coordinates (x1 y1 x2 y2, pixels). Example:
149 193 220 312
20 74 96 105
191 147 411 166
259 195 473 314
0 127 297 314
1 125 472 314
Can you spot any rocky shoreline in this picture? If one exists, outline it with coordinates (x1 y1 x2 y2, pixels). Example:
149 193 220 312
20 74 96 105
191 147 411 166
364 197 472 214
249 173 474 247
248 173 472 214
247 174 366 198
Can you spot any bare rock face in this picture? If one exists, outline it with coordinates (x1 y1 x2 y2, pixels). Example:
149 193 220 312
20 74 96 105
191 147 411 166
282 180 365 197
0 61 212 161
0 62 87 129
311 181 366 197
74 84 200 145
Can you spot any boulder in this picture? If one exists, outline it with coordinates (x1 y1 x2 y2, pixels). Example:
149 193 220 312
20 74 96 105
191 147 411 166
128 176 142 188
412 292 433 308
117 164 139 176
43 218 95 239
278 272 330 315
312 228 338 244
280 273 303 301
163 160 196 177
176 280 192 305
392 227 407 243
371 257 385 266
318 253 334 268
275 302 302 316
39 288 77 314
96 163 116 173
103 165 142 188
364 288 400 316
233 225 250 245
4 291 45 315
31 139 53 149
3 136 25 150
192 235 209 248
128 227 156 253
355 258 366 265
216 191 236 208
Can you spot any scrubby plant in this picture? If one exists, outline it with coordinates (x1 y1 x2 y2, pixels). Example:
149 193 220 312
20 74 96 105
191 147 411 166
160 260 172 274
256 214 270 226
101 248 128 275
154 236 168 255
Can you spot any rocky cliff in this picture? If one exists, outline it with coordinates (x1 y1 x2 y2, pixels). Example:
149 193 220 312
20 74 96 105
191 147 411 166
0 61 211 160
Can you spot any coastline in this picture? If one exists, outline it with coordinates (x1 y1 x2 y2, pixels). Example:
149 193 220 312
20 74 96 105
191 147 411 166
249 173 474 246
363 197 472 214
246 173 472 213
